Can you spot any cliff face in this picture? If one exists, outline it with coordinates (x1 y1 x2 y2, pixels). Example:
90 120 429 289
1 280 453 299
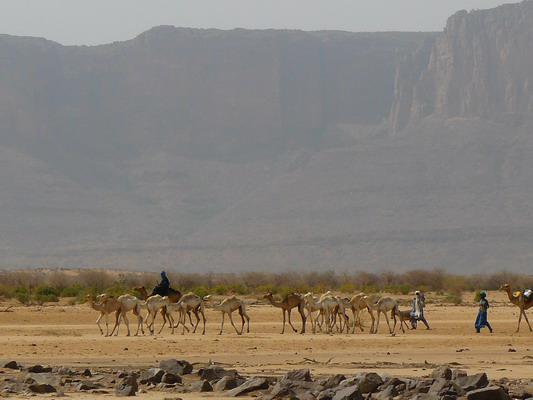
391 0 533 132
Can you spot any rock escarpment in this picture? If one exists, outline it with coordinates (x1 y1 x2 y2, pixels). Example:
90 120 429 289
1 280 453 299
391 0 533 131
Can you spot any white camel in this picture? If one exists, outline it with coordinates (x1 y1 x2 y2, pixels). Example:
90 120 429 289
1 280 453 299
169 292 211 335
302 292 325 333
103 294 145 336
364 295 398 334
212 295 250 335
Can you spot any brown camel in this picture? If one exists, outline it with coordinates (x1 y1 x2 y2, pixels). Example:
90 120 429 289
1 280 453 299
500 283 533 333
263 292 306 334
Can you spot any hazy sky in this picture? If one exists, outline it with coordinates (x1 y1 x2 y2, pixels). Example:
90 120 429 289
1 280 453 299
2 0 512 46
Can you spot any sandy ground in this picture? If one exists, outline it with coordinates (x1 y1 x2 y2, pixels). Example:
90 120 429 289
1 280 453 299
0 291 532 399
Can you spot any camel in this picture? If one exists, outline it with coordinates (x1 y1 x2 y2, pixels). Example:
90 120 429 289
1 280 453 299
302 293 325 334
500 283 533 333
348 293 369 333
212 295 250 335
143 295 174 335
364 295 398 334
169 292 211 335
133 286 188 331
332 296 351 333
102 294 145 336
263 292 306 334
85 294 121 336
392 308 413 333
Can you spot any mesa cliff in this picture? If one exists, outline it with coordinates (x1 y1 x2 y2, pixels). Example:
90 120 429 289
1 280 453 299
391 0 533 131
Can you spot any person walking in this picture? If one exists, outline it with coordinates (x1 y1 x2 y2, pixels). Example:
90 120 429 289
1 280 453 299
410 291 431 330
475 291 493 333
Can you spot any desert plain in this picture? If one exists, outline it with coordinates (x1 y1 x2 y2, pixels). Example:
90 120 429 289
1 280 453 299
0 291 532 399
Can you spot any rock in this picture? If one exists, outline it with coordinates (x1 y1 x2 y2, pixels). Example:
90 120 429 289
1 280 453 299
214 375 239 391
432 366 452 380
140 368 165 385
353 372 383 393
28 383 57 393
190 380 213 392
318 374 346 389
82 368 92 377
25 372 60 387
451 369 468 380
317 388 336 400
76 381 102 391
198 365 240 381
27 365 52 373
466 386 511 400
161 372 182 384
55 367 74 376
283 369 312 382
116 374 138 397
228 377 269 397
455 373 489 392
270 379 316 398
332 385 363 400
3 361 19 370
159 359 193 375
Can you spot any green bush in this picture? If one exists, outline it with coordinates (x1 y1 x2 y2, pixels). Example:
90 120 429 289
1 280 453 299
60 285 84 298
34 293 59 305
193 286 210 298
35 286 60 297
444 293 463 305
15 291 30 305
0 284 14 299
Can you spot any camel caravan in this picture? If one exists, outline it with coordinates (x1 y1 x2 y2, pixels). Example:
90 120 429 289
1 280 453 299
86 279 533 337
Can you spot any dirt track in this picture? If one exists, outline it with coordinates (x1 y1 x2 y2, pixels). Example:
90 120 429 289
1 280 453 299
0 291 532 398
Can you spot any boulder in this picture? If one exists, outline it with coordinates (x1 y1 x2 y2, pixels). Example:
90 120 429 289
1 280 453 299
161 372 182 384
353 372 383 393
82 368 92 377
159 359 193 375
455 373 489 392
318 374 346 389
214 375 239 391
27 364 52 373
115 374 138 397
283 369 312 382
76 381 102 391
25 372 60 387
28 383 57 393
3 361 20 370
332 385 363 400
466 386 511 400
198 365 240 381
432 366 452 380
140 368 165 385
189 380 213 392
228 377 269 397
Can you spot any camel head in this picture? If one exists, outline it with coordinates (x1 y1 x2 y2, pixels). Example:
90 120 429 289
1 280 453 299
499 283 510 291
262 292 274 301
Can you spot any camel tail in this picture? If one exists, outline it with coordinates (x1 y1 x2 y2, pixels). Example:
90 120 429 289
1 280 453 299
391 305 398 319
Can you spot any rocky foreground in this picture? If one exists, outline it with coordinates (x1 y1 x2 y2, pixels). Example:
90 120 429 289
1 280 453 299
1 359 532 399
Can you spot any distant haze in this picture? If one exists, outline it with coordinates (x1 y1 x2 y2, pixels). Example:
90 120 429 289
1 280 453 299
1 0 511 45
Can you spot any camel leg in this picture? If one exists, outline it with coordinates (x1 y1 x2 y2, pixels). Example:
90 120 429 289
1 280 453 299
375 312 381 334
523 309 533 332
111 310 122 336
192 310 200 334
367 308 376 334
238 310 245 334
135 312 143 336
96 313 104 335
299 305 306 334
200 308 206 335
287 309 298 333
229 312 240 335
281 310 286 334
517 309 523 333
123 314 131 336
384 312 393 334
244 312 250 333
219 312 225 335
308 310 316 334
187 311 194 328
